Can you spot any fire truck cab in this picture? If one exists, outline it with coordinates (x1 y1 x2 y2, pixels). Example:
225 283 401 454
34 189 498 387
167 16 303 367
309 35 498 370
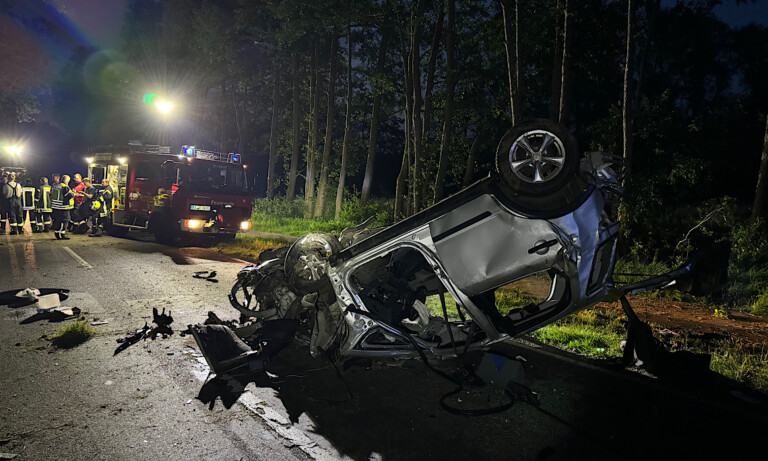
86 144 252 243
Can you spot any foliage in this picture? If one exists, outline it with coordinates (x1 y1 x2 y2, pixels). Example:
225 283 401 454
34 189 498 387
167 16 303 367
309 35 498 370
710 342 768 394
214 235 286 261
49 320 95 349
532 308 626 358
751 291 768 317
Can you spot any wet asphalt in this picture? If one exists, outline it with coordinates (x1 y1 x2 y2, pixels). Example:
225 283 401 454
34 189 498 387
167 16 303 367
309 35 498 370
1 228 767 461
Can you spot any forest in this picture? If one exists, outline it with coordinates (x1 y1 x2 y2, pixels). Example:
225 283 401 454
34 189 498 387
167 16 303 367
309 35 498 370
3 0 768 308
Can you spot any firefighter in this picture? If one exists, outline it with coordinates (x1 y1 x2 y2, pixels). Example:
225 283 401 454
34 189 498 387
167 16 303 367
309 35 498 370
0 173 8 234
35 177 52 232
4 172 24 235
51 174 74 240
80 178 103 237
96 178 114 234
148 187 170 237
22 178 37 231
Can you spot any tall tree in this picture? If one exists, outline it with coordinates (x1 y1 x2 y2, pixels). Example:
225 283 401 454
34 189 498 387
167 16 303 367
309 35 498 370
287 54 302 200
622 0 634 182
305 44 321 217
501 0 520 124
336 23 354 220
752 116 768 220
361 31 391 206
314 37 338 219
266 62 281 198
433 0 456 202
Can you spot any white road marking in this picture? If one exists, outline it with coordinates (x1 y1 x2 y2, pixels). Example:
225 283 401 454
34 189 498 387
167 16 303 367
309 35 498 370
63 246 93 269
191 356 338 461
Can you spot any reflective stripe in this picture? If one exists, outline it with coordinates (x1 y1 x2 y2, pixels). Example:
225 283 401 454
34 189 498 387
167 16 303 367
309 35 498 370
22 187 36 210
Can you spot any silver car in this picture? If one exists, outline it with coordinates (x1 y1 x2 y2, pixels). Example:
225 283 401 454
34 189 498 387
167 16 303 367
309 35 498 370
193 119 630 372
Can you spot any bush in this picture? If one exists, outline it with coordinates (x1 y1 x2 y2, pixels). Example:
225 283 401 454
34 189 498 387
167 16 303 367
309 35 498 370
752 290 768 316
339 192 394 227
49 320 95 348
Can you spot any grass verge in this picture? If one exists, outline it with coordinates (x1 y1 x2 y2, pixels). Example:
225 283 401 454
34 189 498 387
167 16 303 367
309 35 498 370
250 212 353 237
214 234 286 262
49 320 95 348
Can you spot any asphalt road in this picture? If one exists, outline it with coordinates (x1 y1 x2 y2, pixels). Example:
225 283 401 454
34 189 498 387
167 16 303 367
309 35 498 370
1 229 767 461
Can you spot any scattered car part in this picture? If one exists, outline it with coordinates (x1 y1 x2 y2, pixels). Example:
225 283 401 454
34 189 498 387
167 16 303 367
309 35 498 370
113 308 174 355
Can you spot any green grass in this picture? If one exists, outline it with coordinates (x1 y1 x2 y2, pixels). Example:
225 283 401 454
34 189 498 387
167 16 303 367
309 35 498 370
214 234 286 261
752 290 768 316
250 212 354 237
710 341 768 393
49 320 95 348
532 308 626 357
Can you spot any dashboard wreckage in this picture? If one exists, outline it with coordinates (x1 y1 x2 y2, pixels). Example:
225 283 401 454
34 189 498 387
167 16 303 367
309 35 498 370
190 119 729 400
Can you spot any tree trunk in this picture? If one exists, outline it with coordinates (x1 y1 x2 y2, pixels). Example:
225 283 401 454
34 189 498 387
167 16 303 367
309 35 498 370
422 2 444 141
287 54 302 200
549 0 563 121
410 12 425 213
313 37 338 219
395 32 414 220
622 0 634 183
752 116 768 221
335 23 353 220
463 135 480 187
361 32 390 206
305 44 321 217
558 0 572 123
501 0 520 125
266 62 281 198
433 0 455 202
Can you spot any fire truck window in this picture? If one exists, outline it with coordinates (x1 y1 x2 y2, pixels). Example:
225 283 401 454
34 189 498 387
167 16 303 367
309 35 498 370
190 163 247 194
90 167 106 183
135 161 160 181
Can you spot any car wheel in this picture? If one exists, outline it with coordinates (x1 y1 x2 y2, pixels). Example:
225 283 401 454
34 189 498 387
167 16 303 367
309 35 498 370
495 118 580 198
284 232 342 294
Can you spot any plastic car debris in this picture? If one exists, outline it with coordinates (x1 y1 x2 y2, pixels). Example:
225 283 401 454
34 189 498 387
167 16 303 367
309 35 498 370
114 308 174 356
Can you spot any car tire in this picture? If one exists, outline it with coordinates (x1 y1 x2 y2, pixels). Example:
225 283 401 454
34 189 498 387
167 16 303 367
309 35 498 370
495 118 580 198
284 232 342 294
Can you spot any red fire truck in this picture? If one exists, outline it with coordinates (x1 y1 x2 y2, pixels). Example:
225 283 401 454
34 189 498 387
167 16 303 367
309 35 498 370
86 144 252 243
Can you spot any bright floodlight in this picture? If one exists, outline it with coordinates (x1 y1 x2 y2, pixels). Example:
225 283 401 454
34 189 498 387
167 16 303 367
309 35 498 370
6 145 23 155
155 100 174 115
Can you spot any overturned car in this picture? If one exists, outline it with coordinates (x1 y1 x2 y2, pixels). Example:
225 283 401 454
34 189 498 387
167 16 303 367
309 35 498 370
191 119 726 382
191 119 633 371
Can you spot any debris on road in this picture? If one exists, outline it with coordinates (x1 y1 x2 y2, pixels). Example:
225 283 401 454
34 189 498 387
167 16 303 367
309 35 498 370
114 308 174 356
193 270 218 283
0 288 70 309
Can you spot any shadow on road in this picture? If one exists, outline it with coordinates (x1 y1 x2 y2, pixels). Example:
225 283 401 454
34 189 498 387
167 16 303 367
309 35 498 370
195 340 768 461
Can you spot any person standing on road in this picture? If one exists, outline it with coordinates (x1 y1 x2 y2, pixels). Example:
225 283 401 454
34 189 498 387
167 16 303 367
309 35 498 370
35 177 52 233
96 178 114 235
51 174 74 240
70 173 86 231
22 178 37 231
0 173 8 234
4 173 24 235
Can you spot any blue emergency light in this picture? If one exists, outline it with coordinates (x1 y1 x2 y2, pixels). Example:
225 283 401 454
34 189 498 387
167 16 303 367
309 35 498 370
183 145 196 157
228 153 240 163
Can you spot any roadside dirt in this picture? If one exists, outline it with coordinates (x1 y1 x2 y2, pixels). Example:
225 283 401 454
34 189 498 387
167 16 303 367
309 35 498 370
597 296 768 345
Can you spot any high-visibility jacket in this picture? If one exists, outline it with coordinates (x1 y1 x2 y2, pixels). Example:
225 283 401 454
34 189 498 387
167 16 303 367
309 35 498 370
153 193 169 208
51 183 74 210
22 186 36 210
36 185 52 212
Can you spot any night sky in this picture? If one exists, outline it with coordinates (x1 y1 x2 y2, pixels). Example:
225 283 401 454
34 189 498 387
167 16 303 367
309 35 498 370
1 0 767 179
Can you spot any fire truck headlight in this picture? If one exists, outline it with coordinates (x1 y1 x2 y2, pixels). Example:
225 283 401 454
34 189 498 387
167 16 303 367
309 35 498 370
184 219 203 229
240 221 251 231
